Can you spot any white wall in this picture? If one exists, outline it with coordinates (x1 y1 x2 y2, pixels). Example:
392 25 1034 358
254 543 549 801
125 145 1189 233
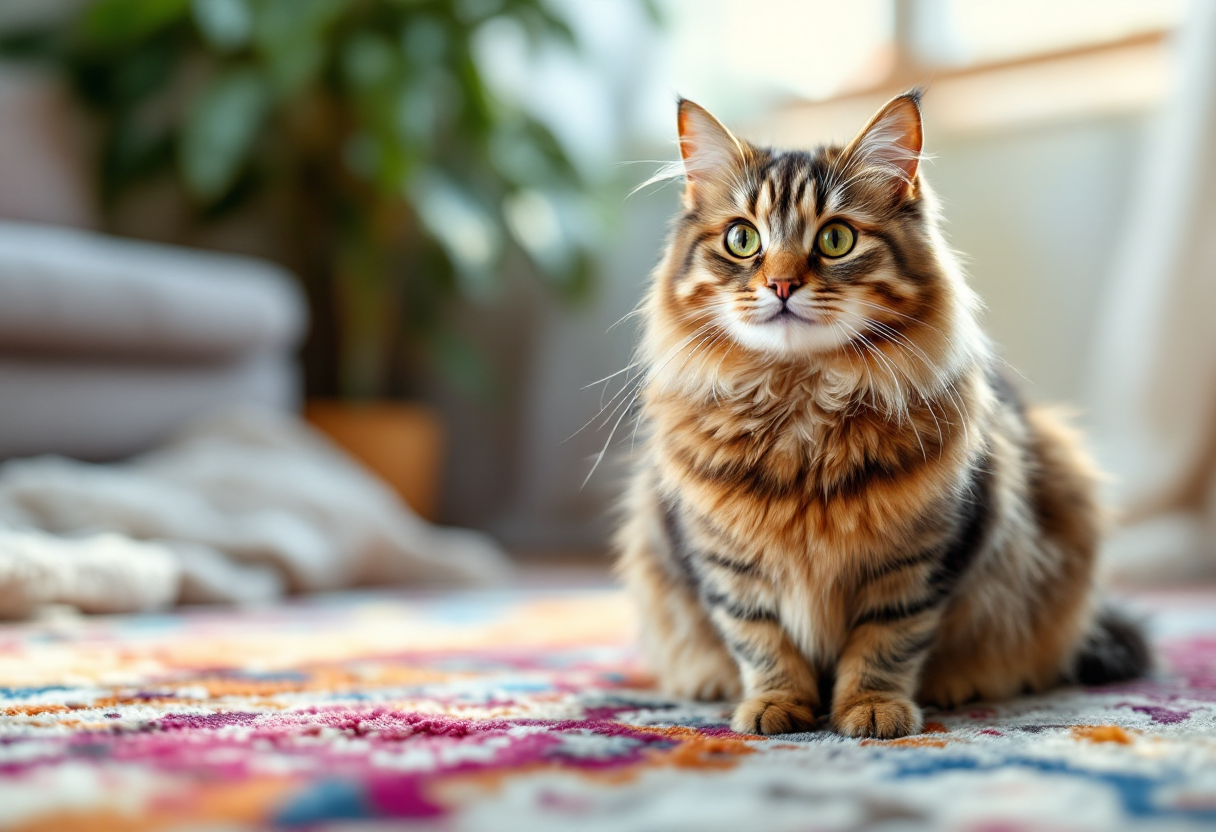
929 115 1145 405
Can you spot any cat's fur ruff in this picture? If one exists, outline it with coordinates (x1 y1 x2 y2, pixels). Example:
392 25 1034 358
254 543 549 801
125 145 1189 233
614 90 1149 739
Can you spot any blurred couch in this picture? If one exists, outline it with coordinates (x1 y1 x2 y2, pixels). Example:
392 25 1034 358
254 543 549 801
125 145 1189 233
0 221 306 462
0 65 307 463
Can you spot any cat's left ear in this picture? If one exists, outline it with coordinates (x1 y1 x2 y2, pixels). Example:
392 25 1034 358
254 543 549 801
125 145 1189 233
842 90 924 198
677 98 745 206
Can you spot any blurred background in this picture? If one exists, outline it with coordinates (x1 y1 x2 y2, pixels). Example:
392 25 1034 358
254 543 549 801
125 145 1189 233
0 0 1213 588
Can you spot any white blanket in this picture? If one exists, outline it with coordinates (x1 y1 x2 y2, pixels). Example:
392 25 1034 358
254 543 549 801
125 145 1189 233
0 408 510 618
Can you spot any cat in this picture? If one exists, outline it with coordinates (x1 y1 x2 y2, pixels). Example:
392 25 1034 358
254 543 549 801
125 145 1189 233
614 89 1149 739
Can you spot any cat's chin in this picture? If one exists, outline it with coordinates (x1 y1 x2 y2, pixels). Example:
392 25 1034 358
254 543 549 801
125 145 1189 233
724 315 847 359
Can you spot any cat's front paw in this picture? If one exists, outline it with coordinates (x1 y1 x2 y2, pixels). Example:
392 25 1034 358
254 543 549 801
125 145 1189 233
832 693 922 739
731 695 817 735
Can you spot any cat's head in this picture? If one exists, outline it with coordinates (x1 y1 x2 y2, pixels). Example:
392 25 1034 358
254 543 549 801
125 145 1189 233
644 90 983 400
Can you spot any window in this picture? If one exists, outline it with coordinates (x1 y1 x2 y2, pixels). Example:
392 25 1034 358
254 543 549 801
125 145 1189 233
913 0 1188 66
661 0 895 115
659 0 1188 114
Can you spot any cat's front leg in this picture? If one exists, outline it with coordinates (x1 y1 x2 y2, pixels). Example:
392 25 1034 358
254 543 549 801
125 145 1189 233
704 597 819 735
617 533 741 701
831 576 944 739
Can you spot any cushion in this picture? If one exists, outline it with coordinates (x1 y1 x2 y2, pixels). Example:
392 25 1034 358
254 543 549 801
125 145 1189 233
0 352 298 461
0 221 306 361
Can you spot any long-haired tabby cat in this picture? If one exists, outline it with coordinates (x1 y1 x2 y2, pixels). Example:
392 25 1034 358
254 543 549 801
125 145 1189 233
615 89 1149 739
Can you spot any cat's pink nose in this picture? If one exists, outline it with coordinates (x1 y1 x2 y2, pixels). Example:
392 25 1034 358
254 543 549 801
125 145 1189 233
767 278 800 300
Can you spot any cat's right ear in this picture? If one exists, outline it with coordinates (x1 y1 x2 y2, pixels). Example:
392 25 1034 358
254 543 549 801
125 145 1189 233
841 90 924 200
677 99 745 207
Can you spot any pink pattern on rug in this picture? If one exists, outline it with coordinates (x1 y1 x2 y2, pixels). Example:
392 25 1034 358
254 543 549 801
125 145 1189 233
1 588 1215 831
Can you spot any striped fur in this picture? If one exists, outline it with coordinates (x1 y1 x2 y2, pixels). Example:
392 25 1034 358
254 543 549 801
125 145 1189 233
615 91 1148 739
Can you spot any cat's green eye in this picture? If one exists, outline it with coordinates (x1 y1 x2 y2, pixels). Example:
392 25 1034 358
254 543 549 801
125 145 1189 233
725 223 761 258
817 222 856 258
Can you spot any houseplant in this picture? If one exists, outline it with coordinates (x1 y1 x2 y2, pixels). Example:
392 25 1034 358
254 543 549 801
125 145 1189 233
0 0 612 514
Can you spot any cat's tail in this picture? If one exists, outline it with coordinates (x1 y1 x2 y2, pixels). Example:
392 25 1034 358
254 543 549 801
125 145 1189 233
1070 606 1152 685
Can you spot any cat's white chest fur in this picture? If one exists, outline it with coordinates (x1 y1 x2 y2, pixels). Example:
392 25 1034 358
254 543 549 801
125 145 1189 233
777 561 852 665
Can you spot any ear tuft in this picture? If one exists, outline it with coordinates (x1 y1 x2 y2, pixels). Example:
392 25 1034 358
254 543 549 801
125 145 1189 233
677 98 745 201
842 90 924 194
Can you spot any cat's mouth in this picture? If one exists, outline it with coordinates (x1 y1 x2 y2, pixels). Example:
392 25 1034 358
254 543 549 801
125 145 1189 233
759 307 820 326
725 304 848 357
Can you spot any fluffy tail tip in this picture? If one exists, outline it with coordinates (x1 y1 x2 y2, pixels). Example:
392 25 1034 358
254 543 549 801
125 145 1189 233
1072 606 1152 685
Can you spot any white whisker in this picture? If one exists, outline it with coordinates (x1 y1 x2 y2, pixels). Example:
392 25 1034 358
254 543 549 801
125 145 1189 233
580 319 723 486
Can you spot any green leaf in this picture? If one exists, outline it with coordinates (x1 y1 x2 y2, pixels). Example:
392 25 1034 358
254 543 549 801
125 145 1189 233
261 37 325 96
253 0 346 50
78 0 192 48
401 16 446 66
74 38 179 109
252 0 342 96
100 118 174 205
514 5 576 50
409 172 502 300
341 33 396 89
191 0 252 52
0 29 62 62
502 188 572 276
179 68 268 201
640 0 665 26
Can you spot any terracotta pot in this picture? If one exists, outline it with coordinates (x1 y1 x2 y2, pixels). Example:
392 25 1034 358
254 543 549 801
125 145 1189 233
304 401 443 521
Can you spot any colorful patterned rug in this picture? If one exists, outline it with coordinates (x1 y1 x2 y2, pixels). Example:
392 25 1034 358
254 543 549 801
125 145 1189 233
2 585 1215 831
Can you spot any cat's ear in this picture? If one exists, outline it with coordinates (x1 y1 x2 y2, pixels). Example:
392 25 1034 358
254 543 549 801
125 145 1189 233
677 98 745 205
842 90 923 197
